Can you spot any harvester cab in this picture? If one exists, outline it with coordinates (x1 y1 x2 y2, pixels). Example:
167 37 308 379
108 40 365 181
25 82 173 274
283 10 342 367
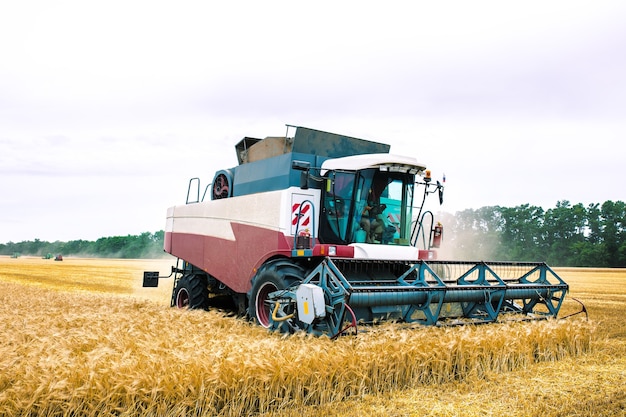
143 125 569 338
319 160 420 247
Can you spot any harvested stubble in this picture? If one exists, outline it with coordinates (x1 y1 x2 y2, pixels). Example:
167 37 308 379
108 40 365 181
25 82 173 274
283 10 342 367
0 258 598 416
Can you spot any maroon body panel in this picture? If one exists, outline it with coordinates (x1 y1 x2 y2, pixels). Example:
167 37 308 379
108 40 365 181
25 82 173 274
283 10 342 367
165 221 357 294
166 223 293 293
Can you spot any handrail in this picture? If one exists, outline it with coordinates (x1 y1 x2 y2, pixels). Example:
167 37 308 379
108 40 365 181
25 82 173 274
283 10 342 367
186 177 200 204
293 199 316 250
411 210 435 249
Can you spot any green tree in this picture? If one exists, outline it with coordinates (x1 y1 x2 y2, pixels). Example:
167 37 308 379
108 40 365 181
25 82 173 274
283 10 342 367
499 204 545 261
62 239 93 256
571 241 608 267
586 203 602 245
600 200 626 267
543 201 586 266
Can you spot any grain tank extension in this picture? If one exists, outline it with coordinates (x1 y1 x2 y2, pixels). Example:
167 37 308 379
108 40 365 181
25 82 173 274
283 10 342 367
144 126 569 337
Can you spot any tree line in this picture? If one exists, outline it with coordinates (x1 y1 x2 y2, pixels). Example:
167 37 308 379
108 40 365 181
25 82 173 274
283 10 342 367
0 231 167 259
438 200 625 267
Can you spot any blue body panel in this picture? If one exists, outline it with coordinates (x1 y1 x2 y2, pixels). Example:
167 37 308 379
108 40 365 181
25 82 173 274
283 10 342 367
232 152 318 197
291 127 389 157
229 126 390 197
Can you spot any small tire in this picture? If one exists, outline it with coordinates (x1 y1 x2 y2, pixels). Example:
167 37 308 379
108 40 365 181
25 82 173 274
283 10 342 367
173 273 209 310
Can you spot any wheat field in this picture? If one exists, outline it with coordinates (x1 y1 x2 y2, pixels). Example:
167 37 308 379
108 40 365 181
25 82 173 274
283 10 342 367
0 257 623 416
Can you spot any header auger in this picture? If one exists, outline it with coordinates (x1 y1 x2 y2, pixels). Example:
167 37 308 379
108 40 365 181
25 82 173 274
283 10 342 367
143 125 570 337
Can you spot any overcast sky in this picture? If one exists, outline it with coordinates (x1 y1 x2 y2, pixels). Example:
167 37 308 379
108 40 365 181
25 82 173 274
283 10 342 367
1 1 625 243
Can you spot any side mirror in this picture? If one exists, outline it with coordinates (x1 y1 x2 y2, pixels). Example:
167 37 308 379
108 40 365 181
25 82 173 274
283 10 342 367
292 160 311 190
300 171 309 189
437 181 444 205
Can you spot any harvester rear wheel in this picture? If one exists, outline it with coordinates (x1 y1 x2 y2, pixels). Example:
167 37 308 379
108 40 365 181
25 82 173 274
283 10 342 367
248 259 305 329
173 273 209 310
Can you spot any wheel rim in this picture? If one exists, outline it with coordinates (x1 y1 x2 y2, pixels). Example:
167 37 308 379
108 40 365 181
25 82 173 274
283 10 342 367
176 288 190 308
255 281 278 327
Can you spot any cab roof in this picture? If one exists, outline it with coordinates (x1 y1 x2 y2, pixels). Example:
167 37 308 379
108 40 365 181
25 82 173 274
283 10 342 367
320 153 426 176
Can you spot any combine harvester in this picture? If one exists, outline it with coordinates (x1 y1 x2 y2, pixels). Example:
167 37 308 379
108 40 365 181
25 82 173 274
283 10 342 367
144 126 569 337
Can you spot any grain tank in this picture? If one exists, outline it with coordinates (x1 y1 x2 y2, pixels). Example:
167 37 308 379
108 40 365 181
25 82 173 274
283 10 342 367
144 126 568 337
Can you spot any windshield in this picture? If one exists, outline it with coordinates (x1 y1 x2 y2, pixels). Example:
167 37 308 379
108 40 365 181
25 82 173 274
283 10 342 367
319 169 414 245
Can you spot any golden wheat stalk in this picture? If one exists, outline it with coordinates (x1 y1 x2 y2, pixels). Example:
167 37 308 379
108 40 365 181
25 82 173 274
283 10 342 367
0 285 592 416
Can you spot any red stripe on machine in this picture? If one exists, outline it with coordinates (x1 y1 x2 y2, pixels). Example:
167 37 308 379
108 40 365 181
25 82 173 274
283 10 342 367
292 202 311 227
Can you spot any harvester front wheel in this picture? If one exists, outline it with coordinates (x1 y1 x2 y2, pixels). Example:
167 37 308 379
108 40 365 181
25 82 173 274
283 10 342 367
248 259 304 329
173 273 209 310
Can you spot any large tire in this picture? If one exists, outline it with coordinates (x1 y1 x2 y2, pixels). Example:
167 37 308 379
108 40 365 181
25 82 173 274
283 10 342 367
248 259 305 328
173 273 209 310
